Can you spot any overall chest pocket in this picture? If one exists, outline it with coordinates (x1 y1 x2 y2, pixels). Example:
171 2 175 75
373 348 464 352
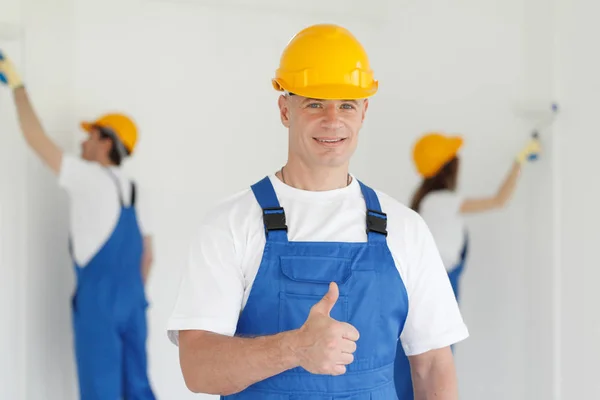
278 256 352 332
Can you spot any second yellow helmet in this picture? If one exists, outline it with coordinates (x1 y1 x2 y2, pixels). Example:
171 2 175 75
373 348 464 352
80 113 138 154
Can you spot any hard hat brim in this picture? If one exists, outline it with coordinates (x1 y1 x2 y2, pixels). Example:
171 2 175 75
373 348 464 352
80 121 94 133
273 79 378 100
80 120 133 155
448 136 464 155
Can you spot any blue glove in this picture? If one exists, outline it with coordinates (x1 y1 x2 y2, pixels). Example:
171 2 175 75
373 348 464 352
0 51 7 85
0 50 23 88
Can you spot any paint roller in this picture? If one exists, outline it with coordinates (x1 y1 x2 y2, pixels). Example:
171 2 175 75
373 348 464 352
527 102 559 161
0 22 21 84
531 102 559 139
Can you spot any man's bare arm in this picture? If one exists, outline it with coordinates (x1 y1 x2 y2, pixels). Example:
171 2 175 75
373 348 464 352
460 161 521 214
179 330 299 395
13 87 63 175
178 282 360 395
0 55 63 174
410 347 458 400
141 236 153 284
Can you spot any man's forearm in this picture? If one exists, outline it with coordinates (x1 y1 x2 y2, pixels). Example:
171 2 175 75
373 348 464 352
411 347 458 400
13 87 63 173
495 161 521 206
141 259 151 284
179 329 300 395
141 253 152 284
141 237 153 284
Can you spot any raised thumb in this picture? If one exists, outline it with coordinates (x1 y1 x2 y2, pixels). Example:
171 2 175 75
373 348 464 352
313 282 339 316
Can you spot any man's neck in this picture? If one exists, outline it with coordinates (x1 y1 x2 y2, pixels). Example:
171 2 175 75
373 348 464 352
96 158 116 168
277 162 351 192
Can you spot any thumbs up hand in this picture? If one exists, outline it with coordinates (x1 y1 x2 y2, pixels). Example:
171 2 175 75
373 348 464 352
292 282 360 375
311 281 342 316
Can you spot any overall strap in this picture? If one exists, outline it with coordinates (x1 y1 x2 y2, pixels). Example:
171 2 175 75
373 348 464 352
250 176 288 243
130 181 137 207
358 180 388 243
68 237 75 261
105 168 124 207
459 231 469 262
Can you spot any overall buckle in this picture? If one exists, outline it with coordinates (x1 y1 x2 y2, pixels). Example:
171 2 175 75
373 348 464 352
366 209 388 236
263 207 288 232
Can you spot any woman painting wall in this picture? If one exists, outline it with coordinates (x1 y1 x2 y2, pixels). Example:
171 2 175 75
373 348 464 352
410 133 541 303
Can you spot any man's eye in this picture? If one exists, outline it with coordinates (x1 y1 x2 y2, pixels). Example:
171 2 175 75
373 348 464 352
308 103 322 108
341 103 355 109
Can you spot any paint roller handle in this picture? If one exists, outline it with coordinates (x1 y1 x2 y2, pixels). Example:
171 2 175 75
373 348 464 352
517 136 542 164
528 132 540 161
527 103 557 160
0 50 24 89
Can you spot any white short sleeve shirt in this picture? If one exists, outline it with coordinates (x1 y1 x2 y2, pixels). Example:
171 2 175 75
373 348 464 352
418 190 466 271
167 175 468 356
58 155 153 267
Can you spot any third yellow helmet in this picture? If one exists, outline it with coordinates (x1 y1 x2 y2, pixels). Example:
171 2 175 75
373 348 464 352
413 133 464 178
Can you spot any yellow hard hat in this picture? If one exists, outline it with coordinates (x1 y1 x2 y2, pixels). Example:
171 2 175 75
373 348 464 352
80 113 138 154
272 24 378 100
413 133 464 178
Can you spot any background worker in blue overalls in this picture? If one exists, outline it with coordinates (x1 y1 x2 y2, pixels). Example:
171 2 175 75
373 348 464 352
409 132 541 303
166 24 468 399
0 52 156 399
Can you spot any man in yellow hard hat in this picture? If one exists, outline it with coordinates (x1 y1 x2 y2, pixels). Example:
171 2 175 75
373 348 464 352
0 52 156 399
167 24 467 399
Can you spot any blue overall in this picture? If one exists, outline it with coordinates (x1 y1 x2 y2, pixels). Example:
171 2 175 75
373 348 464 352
70 171 155 400
395 240 473 395
447 233 469 303
222 177 410 399
394 234 470 394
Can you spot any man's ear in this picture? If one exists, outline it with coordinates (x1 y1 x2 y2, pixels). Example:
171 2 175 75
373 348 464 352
101 137 115 155
361 99 369 123
278 95 291 128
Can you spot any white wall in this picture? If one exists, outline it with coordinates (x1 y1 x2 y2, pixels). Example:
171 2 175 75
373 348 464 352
0 5 26 400
0 37 27 400
520 1 557 399
23 0 77 395
554 0 600 397
0 0 76 399
3 0 597 399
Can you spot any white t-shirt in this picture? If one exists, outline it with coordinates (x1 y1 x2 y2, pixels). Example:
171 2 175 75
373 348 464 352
418 190 466 271
167 175 468 356
58 155 152 267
